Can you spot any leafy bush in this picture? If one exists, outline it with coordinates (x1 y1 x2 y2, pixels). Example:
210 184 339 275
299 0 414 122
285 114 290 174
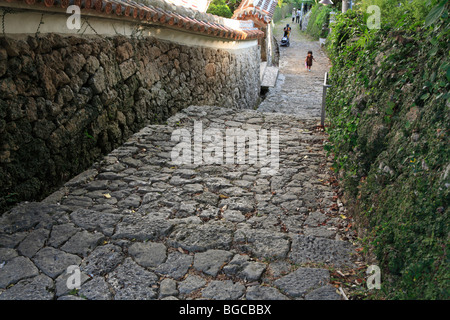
207 0 234 18
325 2 450 299
325 10 369 63
306 4 333 39
272 2 294 23
357 0 429 30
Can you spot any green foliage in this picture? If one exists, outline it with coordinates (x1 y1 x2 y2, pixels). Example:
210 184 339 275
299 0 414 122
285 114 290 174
325 4 450 299
306 4 333 39
272 2 294 22
291 0 314 6
425 0 449 27
207 0 234 18
326 10 371 66
357 0 431 30
2 192 18 204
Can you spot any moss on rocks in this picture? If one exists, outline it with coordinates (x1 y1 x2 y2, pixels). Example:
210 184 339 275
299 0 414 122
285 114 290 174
324 10 449 299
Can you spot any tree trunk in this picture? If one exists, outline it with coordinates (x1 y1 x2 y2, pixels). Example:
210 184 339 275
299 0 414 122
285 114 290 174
342 0 348 13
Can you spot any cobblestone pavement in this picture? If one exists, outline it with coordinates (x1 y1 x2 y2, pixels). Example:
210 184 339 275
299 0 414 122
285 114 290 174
0 106 356 300
0 21 357 300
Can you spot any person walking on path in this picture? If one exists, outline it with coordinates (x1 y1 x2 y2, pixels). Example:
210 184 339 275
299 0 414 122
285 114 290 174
296 9 301 23
305 51 316 72
292 8 296 23
284 24 292 38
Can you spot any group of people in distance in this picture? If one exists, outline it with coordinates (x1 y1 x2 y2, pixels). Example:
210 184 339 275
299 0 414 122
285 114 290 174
292 7 302 24
291 4 310 24
283 5 316 72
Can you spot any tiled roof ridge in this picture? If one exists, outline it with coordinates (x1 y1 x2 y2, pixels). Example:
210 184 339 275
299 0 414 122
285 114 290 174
232 0 277 24
0 0 264 40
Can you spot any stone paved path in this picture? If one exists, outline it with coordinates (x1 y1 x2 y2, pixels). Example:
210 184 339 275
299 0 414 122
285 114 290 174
0 20 357 300
258 17 331 118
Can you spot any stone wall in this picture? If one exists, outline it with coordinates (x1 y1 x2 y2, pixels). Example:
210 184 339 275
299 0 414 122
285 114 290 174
0 34 260 212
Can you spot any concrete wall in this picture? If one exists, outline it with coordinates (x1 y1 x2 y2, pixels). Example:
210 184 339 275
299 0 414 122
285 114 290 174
259 23 277 66
0 32 260 212
0 9 258 51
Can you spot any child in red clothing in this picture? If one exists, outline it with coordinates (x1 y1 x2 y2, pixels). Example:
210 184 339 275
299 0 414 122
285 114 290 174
305 51 316 72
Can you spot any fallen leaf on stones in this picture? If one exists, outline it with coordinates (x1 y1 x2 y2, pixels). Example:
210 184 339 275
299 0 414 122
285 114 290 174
219 194 229 199
103 193 111 199
338 287 349 300
340 214 347 219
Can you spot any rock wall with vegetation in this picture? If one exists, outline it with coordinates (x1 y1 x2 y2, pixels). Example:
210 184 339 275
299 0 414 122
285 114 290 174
306 3 332 39
324 2 449 299
0 34 260 213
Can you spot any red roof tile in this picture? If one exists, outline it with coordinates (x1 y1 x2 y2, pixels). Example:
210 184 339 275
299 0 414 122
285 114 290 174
0 0 264 40
232 0 277 24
